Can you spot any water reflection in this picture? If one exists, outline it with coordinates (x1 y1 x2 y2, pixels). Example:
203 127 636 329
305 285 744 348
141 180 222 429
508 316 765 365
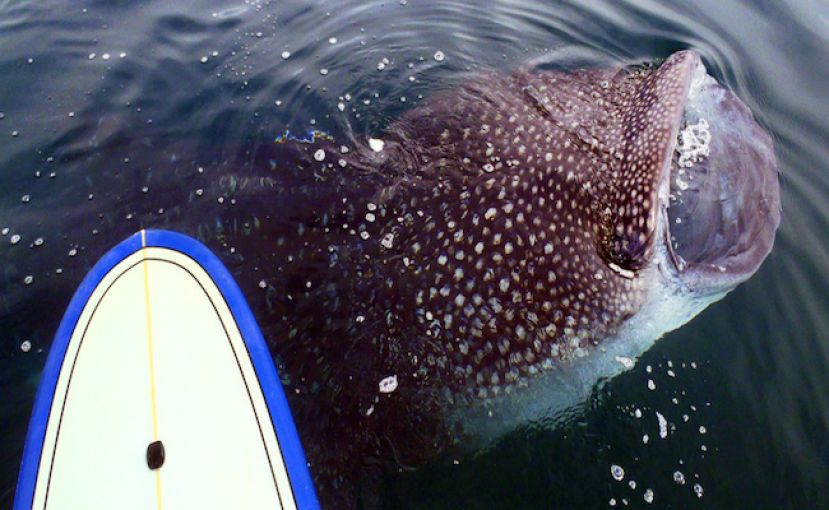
1 0 828 508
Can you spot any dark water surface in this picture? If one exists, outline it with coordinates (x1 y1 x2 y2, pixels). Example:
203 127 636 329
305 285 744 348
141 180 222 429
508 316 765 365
1 0 828 508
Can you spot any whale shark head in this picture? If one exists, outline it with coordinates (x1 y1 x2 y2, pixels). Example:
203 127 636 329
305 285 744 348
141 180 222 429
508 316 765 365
572 50 780 296
432 50 780 441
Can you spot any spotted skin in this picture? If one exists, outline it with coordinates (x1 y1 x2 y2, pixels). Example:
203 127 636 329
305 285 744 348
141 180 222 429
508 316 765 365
210 50 775 507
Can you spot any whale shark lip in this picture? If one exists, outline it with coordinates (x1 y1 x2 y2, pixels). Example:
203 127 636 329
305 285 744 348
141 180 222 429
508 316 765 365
662 56 781 293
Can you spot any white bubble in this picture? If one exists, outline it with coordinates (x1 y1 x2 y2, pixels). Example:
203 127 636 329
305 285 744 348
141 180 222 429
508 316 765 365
643 489 654 504
610 464 624 481
368 138 384 152
433 50 445 62
23 275 33 285
379 375 398 393
693 483 704 498
673 471 686 485
10 234 21 245
677 118 711 168
314 149 326 161
328 37 338 44
258 280 267 289
20 340 31 352
281 50 291 59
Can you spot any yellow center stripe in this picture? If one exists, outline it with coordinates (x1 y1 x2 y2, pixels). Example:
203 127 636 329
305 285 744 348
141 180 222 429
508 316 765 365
140 230 164 510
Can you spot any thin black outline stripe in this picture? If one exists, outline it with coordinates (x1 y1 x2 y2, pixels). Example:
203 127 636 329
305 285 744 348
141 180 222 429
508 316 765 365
41 255 294 508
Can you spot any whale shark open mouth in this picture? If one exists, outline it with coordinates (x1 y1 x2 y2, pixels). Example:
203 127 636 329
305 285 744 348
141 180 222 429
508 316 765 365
662 57 780 292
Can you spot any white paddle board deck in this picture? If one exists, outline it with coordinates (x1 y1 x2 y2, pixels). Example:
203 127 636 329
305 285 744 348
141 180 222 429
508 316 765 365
14 230 319 510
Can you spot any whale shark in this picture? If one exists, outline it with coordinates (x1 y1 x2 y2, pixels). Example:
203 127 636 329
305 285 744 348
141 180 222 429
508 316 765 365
206 49 779 506
1 49 779 508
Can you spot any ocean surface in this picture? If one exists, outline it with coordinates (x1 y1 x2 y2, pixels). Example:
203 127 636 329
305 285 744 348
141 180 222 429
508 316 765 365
1 0 828 508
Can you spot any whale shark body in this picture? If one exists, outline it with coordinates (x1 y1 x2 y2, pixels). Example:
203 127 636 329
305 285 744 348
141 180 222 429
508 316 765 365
222 49 780 506
2 49 779 508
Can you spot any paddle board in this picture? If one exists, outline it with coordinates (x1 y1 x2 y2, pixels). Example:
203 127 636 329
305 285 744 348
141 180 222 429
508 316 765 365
14 229 320 510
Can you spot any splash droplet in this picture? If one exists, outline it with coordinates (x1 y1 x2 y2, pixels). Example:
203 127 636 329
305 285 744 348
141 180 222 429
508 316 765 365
656 412 668 439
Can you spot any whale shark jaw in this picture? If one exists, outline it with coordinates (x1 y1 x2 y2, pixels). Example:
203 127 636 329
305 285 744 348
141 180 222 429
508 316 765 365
662 54 780 296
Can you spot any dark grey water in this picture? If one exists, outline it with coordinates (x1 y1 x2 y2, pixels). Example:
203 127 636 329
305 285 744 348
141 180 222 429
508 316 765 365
1 0 827 508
